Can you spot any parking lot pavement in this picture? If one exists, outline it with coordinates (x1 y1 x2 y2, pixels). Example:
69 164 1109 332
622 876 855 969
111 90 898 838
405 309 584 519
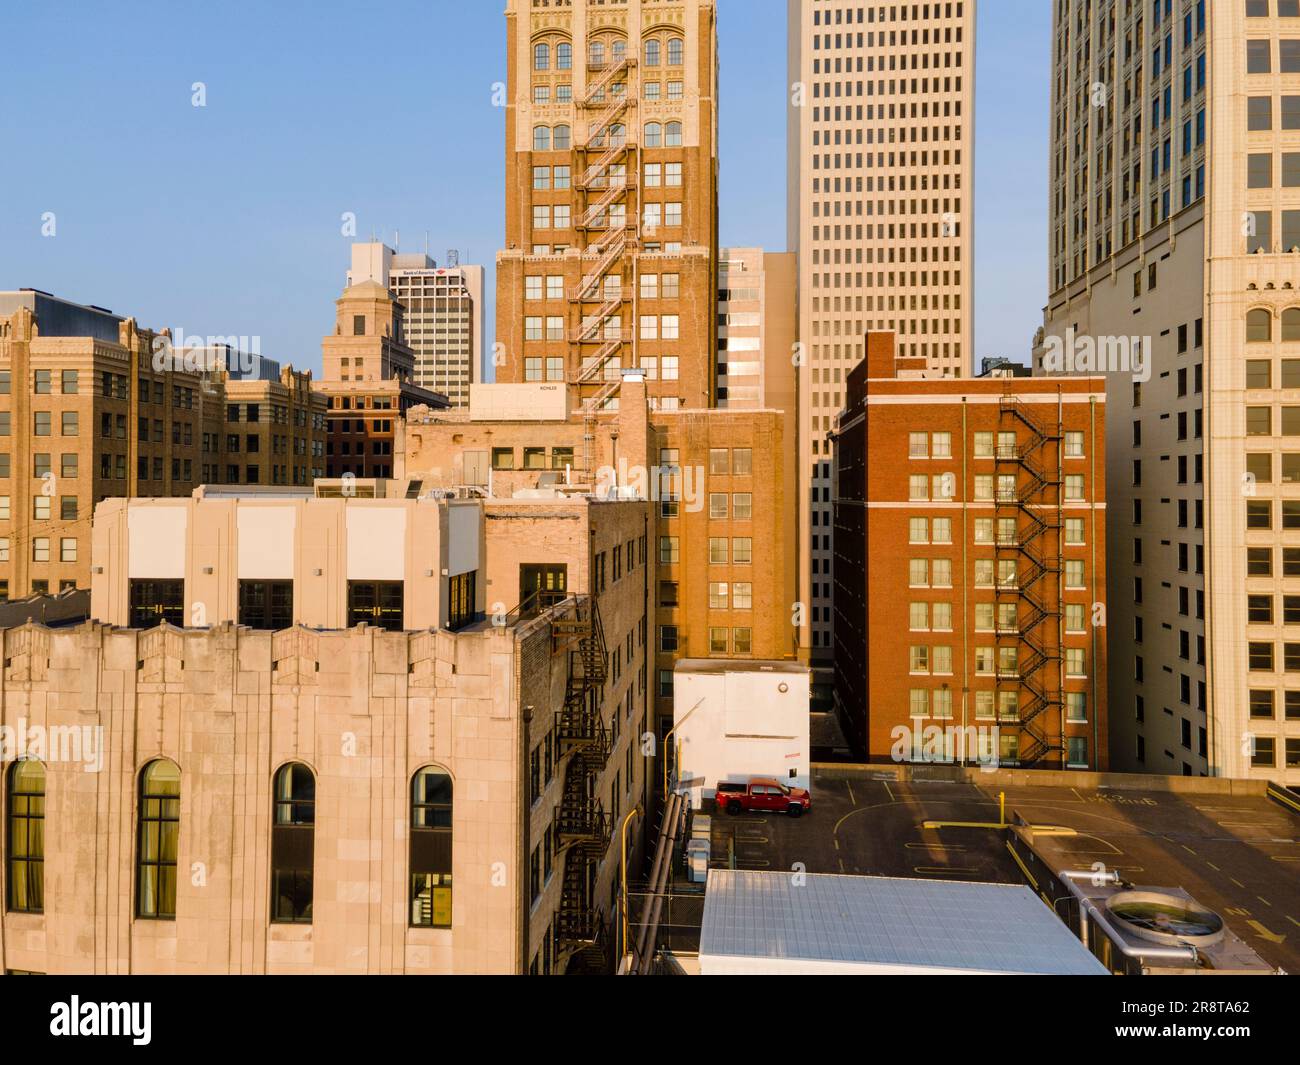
707 767 1300 972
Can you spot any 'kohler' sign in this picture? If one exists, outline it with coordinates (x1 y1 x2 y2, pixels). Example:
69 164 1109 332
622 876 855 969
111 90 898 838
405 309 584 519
1041 327 1151 383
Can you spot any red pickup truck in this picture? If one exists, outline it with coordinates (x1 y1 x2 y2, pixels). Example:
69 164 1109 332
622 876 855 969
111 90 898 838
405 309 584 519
715 778 812 818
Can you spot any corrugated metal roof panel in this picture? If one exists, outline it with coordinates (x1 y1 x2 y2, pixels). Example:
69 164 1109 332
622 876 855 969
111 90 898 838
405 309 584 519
700 869 1108 975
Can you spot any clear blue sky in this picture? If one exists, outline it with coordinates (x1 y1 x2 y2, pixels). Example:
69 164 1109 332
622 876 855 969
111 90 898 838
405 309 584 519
0 0 1050 373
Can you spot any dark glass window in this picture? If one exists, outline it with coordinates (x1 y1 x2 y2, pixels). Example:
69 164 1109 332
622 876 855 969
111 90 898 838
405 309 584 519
6 761 44 914
238 580 293 630
129 579 184 630
271 763 315 924
519 564 567 618
410 768 453 928
137 760 181 919
448 571 477 631
347 581 404 630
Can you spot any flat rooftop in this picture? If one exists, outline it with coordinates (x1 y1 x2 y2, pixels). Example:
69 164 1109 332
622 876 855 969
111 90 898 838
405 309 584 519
704 766 1300 972
674 658 808 675
700 869 1107 975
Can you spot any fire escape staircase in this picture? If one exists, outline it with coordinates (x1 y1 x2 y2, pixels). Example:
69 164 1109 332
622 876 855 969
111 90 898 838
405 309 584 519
995 395 1066 769
569 55 638 400
552 596 613 967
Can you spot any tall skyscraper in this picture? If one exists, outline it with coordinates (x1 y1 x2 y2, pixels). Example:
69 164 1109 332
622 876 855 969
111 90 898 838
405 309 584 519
1039 1 1299 784
497 0 719 412
716 247 798 413
788 0 975 665
347 242 484 407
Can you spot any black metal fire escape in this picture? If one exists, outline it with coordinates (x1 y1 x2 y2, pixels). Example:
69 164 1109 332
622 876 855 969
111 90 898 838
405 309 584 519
995 394 1065 769
551 595 613 970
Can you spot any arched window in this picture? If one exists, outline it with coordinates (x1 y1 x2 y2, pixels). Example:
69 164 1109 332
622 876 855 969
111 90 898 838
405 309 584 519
271 762 315 924
557 42 572 70
668 37 684 65
534 42 550 70
589 40 606 67
610 123 626 148
645 38 661 66
410 768 453 928
137 759 180 919
1247 308 1273 343
6 760 44 914
612 39 627 63
1283 308 1300 341
665 121 683 147
553 124 571 151
533 125 551 152
644 122 663 148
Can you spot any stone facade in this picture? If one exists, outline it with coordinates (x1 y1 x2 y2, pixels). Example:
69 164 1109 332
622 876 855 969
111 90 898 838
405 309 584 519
1 494 652 974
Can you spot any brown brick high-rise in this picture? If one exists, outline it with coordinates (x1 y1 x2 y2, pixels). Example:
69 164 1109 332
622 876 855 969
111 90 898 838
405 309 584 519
497 0 719 411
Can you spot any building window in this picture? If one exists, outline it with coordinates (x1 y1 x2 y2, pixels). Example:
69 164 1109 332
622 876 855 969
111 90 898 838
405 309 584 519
129 579 184 630
271 763 315 924
347 581 404 631
137 759 181 919
239 580 293 630
1247 309 1273 342
6 760 44 914
660 537 679 564
447 571 477 631
410 768 453 928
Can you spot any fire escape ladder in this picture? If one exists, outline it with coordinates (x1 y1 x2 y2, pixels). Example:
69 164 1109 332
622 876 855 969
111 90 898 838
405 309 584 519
996 395 1066 770
583 56 636 110
553 596 613 967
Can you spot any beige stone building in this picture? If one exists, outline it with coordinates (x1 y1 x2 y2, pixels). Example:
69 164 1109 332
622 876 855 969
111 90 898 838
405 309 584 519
1038 1 1300 783
0 486 651 974
0 291 325 603
347 242 484 407
787 0 976 664
399 376 796 734
496 0 719 412
317 280 449 480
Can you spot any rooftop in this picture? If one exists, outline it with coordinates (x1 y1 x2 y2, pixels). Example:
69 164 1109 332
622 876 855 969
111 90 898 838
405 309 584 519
700 869 1107 975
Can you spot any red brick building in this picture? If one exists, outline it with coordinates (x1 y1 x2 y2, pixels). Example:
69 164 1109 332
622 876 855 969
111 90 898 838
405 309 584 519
833 334 1108 770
